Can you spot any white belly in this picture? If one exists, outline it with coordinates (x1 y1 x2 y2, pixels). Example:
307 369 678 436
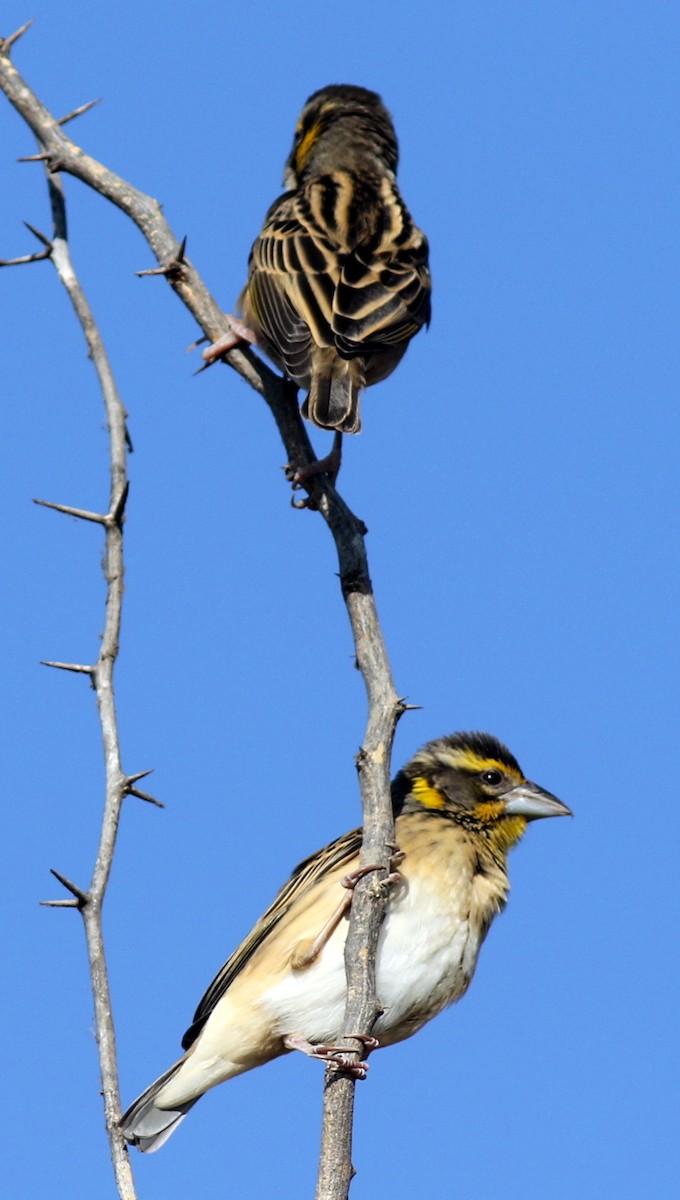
260 870 483 1047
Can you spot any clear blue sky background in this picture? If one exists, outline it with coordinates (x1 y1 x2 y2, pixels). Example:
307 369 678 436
2 3 678 1197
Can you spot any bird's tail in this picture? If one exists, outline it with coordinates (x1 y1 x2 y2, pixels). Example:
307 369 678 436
302 353 363 433
120 1060 200 1153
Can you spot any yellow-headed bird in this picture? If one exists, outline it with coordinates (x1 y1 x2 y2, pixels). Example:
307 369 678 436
122 732 569 1151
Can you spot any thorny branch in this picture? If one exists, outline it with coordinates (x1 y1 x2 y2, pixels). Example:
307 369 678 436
1 25 402 1200
18 138 142 1200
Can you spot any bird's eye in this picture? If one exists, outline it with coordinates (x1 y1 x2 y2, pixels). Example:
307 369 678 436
481 770 503 786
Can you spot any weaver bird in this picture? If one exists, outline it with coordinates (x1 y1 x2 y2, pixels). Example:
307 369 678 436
204 84 431 456
121 732 569 1152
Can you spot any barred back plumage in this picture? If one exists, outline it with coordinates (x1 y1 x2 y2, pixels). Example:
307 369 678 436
240 84 431 434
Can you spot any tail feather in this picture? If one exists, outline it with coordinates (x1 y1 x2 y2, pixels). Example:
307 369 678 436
120 1061 200 1154
303 356 363 433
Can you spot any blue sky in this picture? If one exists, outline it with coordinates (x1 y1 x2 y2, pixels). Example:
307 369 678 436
2 2 678 1197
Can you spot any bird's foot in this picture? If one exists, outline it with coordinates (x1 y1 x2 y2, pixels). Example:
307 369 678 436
341 851 405 892
284 1033 378 1078
286 432 343 508
201 318 257 365
341 863 386 891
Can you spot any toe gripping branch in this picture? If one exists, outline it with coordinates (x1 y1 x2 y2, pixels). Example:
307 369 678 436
283 1033 380 1080
286 850 404 1075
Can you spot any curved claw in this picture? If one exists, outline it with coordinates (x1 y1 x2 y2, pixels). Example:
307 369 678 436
283 1033 376 1078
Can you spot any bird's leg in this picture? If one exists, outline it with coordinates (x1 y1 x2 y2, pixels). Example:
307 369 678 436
291 893 353 969
283 1033 379 1079
290 431 343 490
291 861 394 971
201 317 258 365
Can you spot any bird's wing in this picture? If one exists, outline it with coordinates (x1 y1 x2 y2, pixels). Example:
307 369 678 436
181 826 363 1050
333 211 432 355
244 190 342 378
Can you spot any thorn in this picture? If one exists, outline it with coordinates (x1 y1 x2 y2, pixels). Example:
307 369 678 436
127 787 165 809
185 335 209 353
1 19 34 53
23 221 52 248
192 360 214 377
0 247 51 267
49 868 89 907
33 497 107 524
41 661 94 675
17 152 51 164
109 480 129 525
125 425 134 454
58 97 101 127
40 898 80 908
399 702 423 712
135 264 167 277
136 237 187 279
125 769 154 786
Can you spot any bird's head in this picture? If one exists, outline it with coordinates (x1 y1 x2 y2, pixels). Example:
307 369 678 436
284 84 399 187
393 732 571 857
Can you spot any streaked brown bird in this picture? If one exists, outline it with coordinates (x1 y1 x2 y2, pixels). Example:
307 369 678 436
206 85 430 444
121 731 570 1152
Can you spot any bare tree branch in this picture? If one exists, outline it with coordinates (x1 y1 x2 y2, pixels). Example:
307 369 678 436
1 68 140 1200
1 33 404 1198
39 168 138 1200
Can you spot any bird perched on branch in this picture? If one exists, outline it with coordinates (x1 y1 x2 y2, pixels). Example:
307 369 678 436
203 84 431 472
121 731 569 1152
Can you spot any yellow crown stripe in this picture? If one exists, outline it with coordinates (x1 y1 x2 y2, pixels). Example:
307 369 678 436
437 747 524 782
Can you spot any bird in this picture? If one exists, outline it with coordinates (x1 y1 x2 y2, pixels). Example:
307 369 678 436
203 84 431 462
121 731 570 1152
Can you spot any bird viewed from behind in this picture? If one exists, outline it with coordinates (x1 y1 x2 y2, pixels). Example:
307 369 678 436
121 732 570 1153
206 84 431 441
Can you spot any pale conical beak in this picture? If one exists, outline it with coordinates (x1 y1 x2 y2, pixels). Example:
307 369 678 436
503 781 572 821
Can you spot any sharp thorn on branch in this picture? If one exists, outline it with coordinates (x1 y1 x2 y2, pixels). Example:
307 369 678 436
135 264 166 277
1 18 34 53
0 248 51 267
49 868 89 907
185 335 209 353
57 97 102 126
17 152 51 164
23 221 52 248
33 497 108 524
136 239 187 279
127 787 165 809
110 480 130 525
125 769 154 786
39 898 81 908
192 360 215 376
41 660 94 675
